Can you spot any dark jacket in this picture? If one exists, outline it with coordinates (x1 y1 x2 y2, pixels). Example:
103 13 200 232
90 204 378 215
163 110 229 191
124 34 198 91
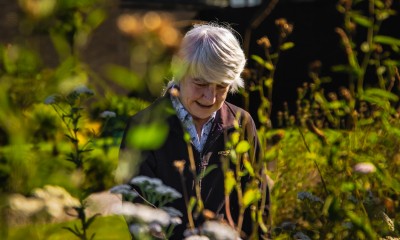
120 94 269 239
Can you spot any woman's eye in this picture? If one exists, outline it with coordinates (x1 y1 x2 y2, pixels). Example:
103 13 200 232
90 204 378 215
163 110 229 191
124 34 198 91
195 82 207 87
217 84 228 89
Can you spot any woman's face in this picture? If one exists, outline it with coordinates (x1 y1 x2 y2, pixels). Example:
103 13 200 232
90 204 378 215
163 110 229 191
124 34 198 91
179 76 230 121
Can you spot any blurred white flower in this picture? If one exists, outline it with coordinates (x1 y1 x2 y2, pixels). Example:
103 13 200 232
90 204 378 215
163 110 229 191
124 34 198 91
202 221 239 240
353 162 376 174
100 110 116 118
73 85 94 95
293 231 311 240
111 202 171 226
32 185 80 219
130 175 162 187
8 194 45 216
184 235 210 240
44 94 58 104
129 223 149 236
110 184 138 200
155 185 182 199
162 206 183 217
297 191 323 203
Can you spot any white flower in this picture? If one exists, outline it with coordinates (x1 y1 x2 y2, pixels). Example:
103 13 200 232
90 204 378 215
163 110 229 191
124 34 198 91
129 223 149 236
293 231 311 240
111 202 171 226
100 111 116 118
162 206 183 217
202 221 240 240
297 191 323 203
155 185 182 199
130 176 162 187
353 162 376 174
110 184 138 200
8 194 45 216
73 85 94 95
184 236 210 240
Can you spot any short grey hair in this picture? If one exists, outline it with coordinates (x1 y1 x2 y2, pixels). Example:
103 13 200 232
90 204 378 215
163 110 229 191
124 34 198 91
170 23 246 93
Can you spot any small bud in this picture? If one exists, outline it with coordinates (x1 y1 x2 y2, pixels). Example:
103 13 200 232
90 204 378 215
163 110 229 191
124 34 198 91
173 160 186 174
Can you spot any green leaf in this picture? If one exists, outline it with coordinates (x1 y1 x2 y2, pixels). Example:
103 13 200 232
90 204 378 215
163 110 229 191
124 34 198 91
236 140 250 154
224 170 236 195
364 88 399 102
243 187 261 208
374 35 400 46
230 132 240 145
105 64 144 91
243 158 255 177
127 122 169 150
264 62 274 71
264 78 273 88
351 14 373 28
200 164 217 179
280 42 295 51
251 55 265 65
340 182 355 192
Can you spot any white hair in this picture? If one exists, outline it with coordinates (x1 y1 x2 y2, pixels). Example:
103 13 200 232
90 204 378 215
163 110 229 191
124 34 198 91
170 23 246 93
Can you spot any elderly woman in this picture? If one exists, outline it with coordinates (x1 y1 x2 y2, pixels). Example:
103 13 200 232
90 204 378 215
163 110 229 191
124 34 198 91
119 23 269 239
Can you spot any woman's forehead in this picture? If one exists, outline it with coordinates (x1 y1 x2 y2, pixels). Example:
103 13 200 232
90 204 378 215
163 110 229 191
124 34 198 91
189 75 232 85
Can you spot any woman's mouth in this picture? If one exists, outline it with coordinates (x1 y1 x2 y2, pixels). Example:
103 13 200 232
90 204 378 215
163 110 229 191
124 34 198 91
196 101 213 108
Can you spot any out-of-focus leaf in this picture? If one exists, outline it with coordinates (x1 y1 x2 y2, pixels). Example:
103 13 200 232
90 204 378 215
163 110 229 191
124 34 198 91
236 140 250 154
363 88 399 102
264 78 273 88
243 186 261 208
105 64 144 91
265 62 274 71
224 170 236 195
350 14 373 28
251 55 265 66
280 42 295 51
243 158 255 177
374 35 400 46
126 122 168 150
86 9 107 29
230 132 240 145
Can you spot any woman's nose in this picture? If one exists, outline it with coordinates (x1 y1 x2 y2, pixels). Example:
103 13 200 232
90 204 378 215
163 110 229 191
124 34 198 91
203 85 216 104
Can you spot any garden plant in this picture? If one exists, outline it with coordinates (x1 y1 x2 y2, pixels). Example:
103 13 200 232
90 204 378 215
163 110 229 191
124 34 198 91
0 0 399 239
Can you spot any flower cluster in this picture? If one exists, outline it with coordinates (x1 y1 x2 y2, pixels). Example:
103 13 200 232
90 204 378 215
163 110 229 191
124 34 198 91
297 191 323 203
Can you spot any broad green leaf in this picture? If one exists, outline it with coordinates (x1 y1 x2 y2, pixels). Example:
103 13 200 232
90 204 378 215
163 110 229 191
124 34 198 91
280 42 295 51
224 170 236 195
374 35 400 46
243 187 261 208
236 140 250 154
127 122 169 150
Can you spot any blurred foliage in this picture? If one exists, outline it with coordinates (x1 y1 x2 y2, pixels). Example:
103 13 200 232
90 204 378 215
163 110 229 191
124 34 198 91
244 0 400 239
0 0 399 239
